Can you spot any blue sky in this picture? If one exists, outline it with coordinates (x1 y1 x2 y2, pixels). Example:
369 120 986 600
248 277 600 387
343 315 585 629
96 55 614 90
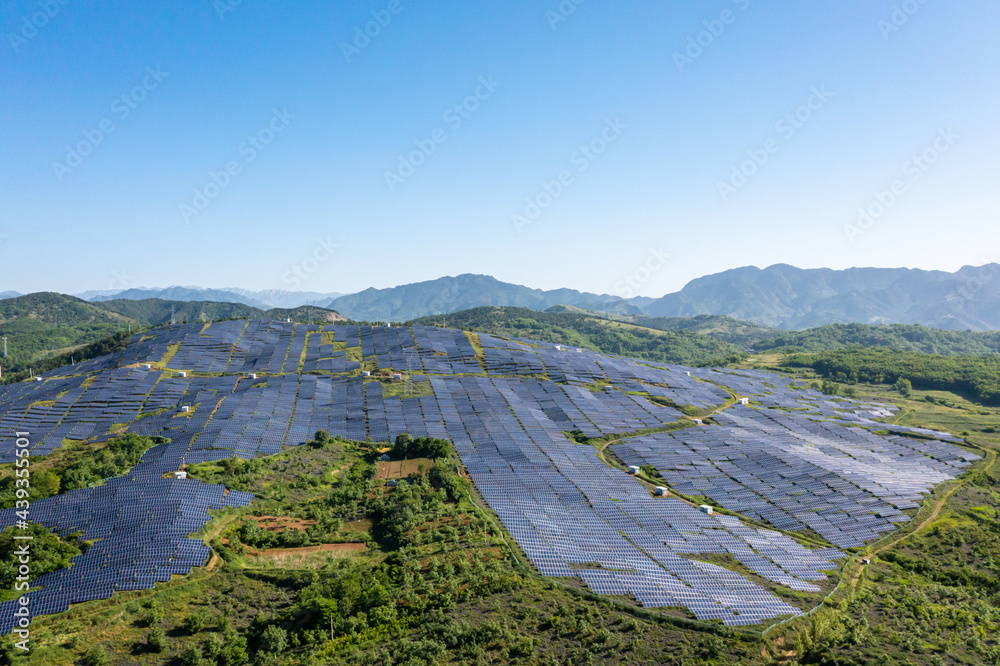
2 0 998 298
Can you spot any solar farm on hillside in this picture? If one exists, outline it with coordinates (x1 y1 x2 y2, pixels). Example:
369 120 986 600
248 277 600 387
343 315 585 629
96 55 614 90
0 320 978 632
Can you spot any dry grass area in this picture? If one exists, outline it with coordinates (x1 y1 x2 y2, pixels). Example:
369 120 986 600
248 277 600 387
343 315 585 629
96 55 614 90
341 518 373 534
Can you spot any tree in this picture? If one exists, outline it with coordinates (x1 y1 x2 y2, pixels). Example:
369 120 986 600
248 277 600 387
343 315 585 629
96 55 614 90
895 377 913 397
260 625 288 655
81 645 112 666
179 644 204 666
146 626 166 653
183 609 210 634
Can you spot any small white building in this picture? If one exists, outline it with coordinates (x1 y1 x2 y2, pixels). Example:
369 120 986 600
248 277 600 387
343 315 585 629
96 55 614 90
142 363 152 370
628 465 641 475
737 398 750 405
862 558 871 565
654 486 669 496
361 371 371 377
178 372 187 378
34 376 43 382
392 373 403 380
693 418 703 425
174 471 187 480
699 504 713 515
181 405 190 413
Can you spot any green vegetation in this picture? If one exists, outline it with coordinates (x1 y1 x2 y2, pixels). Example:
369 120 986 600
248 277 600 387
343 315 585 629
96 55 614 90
752 322 1000 356
0 293 343 384
90 299 342 327
0 293 133 383
0 523 85 595
0 434 160 508
389 434 451 460
409 306 744 365
783 348 1000 404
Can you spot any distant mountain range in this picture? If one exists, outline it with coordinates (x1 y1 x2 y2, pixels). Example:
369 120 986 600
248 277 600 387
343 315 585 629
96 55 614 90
83 287 343 310
37 262 1000 331
316 274 640 321
643 264 1000 331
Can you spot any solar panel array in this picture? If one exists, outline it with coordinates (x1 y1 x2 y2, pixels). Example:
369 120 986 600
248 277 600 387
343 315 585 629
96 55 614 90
0 319 977 631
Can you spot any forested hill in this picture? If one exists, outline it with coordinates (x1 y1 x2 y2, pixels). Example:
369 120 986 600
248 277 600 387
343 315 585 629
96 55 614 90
91 298 344 326
407 306 744 365
752 323 1000 356
409 307 1000 361
0 293 131 375
0 293 343 382
783 348 1000 405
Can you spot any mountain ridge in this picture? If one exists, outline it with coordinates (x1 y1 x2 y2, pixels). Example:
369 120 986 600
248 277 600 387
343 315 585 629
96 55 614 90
54 263 1000 331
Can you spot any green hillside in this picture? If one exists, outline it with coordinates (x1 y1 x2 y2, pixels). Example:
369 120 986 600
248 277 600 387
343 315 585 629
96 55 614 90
408 306 744 365
783 348 1000 404
0 294 344 383
92 298 344 326
753 323 1000 356
0 293 132 377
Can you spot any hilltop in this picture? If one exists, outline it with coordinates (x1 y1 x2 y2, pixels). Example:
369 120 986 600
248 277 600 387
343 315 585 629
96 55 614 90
0 293 343 381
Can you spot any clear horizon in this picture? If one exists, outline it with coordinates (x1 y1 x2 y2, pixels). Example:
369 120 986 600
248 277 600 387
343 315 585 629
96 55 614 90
3 1 998 297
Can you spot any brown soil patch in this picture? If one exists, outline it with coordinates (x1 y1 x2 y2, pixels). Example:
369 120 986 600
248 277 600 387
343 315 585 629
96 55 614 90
252 515 316 532
258 543 366 557
375 458 433 480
